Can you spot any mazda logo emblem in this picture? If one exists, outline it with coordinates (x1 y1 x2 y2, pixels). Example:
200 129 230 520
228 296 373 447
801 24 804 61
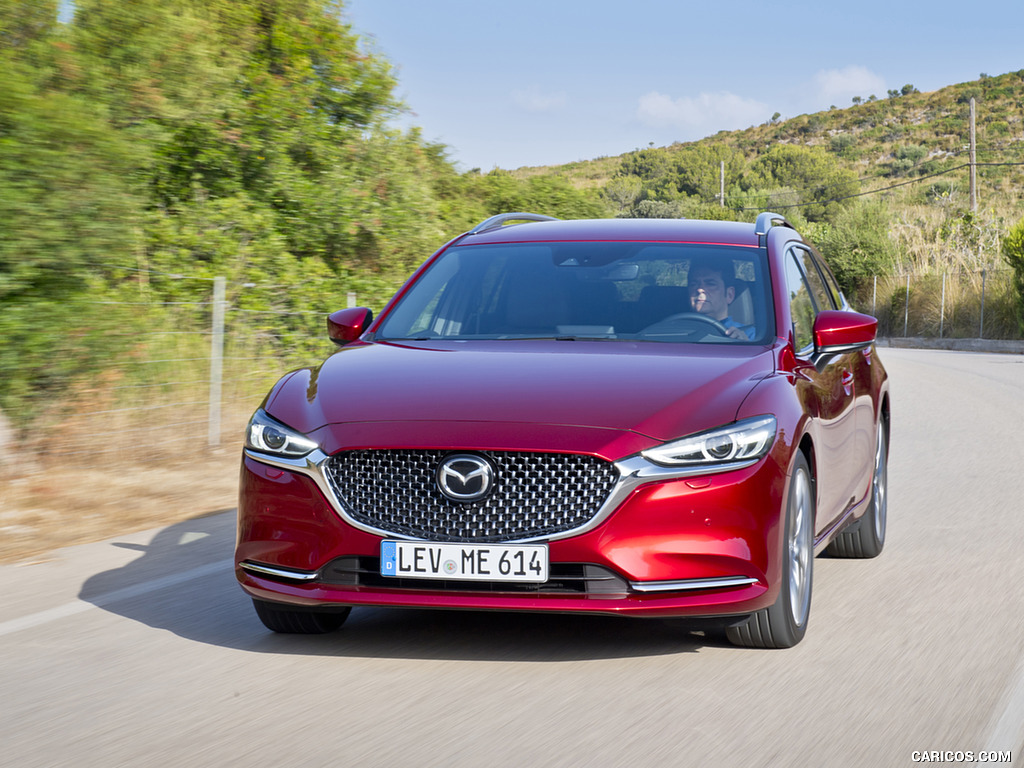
436 454 495 502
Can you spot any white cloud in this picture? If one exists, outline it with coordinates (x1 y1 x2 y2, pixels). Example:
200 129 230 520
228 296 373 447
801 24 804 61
636 91 770 137
511 87 566 113
813 66 887 105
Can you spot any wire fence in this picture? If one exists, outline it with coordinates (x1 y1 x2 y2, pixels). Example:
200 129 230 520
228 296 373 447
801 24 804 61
859 267 1019 340
5 268 1020 476
11 279 364 472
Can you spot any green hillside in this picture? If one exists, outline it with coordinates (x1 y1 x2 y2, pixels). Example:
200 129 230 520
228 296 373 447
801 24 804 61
515 70 1024 213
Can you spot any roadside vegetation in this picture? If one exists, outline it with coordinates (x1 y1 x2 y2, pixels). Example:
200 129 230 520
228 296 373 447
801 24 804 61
1 0 1022 558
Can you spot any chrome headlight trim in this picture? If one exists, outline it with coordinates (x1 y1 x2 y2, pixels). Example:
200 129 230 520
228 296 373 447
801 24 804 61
245 409 319 458
640 415 777 467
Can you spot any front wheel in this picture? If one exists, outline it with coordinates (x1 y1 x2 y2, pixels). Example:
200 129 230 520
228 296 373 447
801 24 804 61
252 599 351 634
727 452 814 648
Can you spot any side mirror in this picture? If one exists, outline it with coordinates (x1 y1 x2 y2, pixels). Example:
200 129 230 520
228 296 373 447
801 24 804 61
813 310 878 357
327 307 373 346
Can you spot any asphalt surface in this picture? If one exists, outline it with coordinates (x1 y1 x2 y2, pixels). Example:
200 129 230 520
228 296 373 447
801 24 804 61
1 347 1022 768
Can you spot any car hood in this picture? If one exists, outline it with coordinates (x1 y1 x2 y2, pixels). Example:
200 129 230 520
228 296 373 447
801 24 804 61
264 340 774 455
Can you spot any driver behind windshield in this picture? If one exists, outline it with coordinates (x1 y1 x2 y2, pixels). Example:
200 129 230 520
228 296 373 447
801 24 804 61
688 260 755 340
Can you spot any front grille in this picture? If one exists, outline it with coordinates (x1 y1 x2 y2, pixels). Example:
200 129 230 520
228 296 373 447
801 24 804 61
324 449 620 542
320 556 629 595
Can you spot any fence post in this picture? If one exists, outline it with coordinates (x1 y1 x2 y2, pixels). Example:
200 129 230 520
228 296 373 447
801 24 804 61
939 273 946 338
347 291 356 308
903 274 910 337
872 275 877 317
979 268 986 338
208 276 226 447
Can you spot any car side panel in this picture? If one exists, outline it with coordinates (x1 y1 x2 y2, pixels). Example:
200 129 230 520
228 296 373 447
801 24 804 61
793 353 863 531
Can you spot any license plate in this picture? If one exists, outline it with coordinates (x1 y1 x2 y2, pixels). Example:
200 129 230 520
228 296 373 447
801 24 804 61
380 541 548 583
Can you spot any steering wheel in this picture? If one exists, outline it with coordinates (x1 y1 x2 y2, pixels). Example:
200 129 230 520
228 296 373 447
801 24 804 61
639 312 729 337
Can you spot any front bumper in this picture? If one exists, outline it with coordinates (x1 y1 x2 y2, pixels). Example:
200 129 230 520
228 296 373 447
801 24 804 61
235 447 789 619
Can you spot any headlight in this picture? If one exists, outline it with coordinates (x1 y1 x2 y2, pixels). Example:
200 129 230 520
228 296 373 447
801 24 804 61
245 409 319 457
641 415 776 467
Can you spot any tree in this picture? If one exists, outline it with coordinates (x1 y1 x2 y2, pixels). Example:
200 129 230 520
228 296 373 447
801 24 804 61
673 144 745 203
630 200 684 218
619 148 673 182
617 144 744 207
744 145 859 222
72 0 405 266
807 201 896 299
603 175 642 214
0 48 143 419
0 0 447 422
477 172 606 221
0 0 59 53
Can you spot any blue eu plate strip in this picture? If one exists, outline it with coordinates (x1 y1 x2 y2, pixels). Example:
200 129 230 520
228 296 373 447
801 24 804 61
380 541 397 576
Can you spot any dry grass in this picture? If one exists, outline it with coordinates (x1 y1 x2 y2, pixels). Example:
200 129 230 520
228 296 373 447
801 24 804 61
0 301 329 564
0 451 240 564
0 361 265 564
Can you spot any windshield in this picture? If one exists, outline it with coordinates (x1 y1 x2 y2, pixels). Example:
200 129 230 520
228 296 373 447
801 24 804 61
376 242 773 344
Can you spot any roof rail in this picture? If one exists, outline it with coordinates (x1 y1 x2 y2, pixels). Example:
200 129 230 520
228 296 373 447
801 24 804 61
469 212 559 235
754 211 796 237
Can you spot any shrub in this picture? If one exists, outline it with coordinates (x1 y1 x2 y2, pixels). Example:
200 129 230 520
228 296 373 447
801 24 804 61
808 201 896 298
1001 215 1024 334
829 133 857 158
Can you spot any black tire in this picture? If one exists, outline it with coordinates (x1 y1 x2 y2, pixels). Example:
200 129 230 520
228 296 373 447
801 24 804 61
727 452 814 649
826 419 887 559
252 599 351 634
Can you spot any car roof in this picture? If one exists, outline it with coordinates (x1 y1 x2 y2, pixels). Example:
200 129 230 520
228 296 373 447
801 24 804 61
457 218 762 248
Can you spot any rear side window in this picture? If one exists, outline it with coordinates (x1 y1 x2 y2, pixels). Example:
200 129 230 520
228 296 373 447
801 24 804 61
815 255 845 309
783 250 816 352
791 247 836 311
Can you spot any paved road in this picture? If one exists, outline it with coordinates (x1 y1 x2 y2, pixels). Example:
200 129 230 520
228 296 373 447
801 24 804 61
2 348 1022 768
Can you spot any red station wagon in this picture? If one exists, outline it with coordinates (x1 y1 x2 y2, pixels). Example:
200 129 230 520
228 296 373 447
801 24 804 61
235 212 890 647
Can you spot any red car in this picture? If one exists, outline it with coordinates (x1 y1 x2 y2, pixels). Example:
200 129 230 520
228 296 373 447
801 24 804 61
235 212 889 647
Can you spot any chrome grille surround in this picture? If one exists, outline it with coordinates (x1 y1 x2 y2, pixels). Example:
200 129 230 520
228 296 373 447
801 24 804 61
323 449 620 543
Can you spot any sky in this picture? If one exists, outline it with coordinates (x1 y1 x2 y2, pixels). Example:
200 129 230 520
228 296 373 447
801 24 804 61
343 0 1023 172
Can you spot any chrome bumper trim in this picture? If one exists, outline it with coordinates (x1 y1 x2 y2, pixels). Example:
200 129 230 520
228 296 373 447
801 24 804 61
239 561 319 582
630 576 759 593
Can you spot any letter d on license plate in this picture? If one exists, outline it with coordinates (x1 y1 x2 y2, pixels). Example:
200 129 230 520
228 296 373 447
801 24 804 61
381 541 548 583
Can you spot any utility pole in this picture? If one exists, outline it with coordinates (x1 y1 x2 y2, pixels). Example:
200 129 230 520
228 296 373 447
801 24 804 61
969 97 977 213
719 161 725 207
208 276 225 448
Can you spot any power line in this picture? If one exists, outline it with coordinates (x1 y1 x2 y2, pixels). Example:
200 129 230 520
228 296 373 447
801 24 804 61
736 160 1024 213
703 148 975 210
736 164 971 211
